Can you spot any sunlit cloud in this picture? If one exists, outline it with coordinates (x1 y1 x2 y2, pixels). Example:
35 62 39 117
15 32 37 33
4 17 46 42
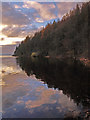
1 2 82 45
23 1 56 20
2 3 30 26
14 5 21 9
0 34 7 39
0 37 24 45
57 2 82 18
0 24 8 31
35 18 44 23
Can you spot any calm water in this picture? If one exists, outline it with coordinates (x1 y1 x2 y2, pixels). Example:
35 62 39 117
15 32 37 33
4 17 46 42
1 55 90 119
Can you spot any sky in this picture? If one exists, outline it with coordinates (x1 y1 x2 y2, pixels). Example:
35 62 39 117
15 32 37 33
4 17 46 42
0 1 83 45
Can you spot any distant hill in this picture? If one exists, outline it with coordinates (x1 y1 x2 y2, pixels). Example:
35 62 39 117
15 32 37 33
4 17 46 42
14 2 90 59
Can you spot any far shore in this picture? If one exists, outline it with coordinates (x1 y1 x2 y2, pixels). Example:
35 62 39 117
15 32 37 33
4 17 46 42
12 54 90 67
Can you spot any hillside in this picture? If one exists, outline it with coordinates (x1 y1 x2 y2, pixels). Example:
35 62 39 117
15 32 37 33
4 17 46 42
14 2 90 59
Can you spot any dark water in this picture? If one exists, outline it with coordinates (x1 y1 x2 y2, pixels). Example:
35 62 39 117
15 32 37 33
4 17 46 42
2 56 90 119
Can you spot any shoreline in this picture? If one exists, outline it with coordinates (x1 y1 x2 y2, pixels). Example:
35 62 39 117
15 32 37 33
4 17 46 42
12 54 90 67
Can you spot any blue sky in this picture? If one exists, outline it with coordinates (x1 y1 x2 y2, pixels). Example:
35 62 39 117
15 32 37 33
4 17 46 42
1 2 82 38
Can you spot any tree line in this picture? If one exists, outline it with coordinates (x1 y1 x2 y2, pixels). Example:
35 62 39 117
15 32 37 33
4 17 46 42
14 2 90 59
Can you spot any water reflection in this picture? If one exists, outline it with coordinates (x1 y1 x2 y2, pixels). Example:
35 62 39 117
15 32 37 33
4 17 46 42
2 56 90 118
16 57 90 108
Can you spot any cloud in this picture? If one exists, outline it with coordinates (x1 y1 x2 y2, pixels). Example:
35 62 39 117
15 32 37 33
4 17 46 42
2 3 30 25
35 18 44 23
2 2 56 37
23 1 56 21
2 2 43 37
57 2 82 18
14 4 21 9
1 2 82 38
0 37 5 41
2 24 38 37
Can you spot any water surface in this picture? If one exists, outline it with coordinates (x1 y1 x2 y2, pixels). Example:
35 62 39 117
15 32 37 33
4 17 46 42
2 56 90 119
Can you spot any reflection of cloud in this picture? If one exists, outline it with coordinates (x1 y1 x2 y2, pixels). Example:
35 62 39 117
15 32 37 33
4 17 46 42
2 72 30 110
25 87 57 109
17 100 24 104
1 65 21 76
3 68 82 117
24 86 81 116
57 94 76 111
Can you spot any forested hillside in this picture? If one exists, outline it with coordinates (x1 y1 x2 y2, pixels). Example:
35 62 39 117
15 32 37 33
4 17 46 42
14 2 90 59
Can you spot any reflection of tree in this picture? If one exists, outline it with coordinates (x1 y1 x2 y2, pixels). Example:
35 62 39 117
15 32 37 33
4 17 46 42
16 57 90 107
